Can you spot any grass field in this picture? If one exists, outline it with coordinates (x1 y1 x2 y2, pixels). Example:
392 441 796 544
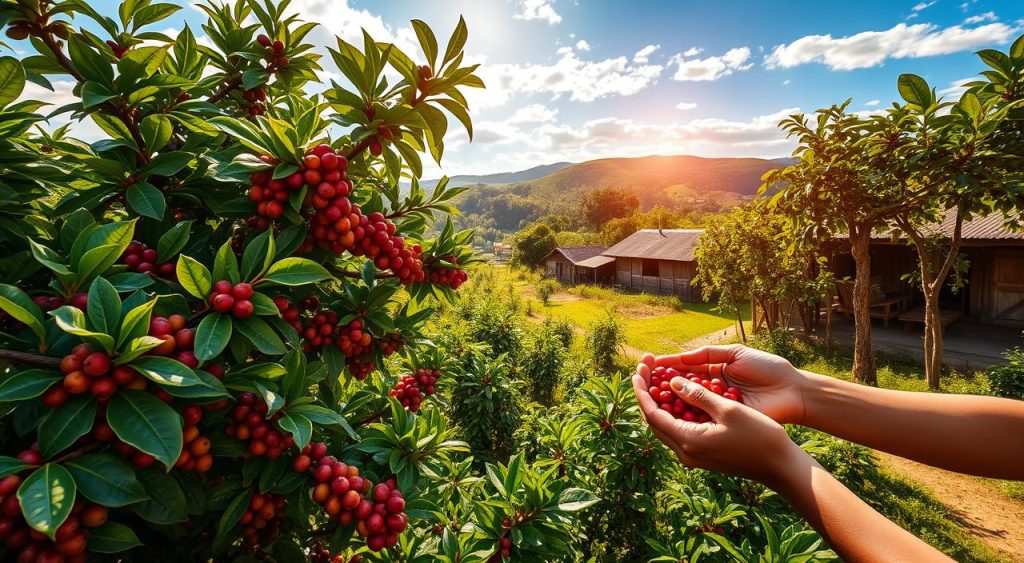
490 265 748 355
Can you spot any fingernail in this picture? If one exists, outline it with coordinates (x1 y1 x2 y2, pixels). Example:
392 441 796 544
670 377 686 391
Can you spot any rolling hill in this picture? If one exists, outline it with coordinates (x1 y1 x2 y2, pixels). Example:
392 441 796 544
422 162 574 188
450 155 789 236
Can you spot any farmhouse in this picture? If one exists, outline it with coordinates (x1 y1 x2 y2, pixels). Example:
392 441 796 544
603 229 702 299
542 246 616 284
831 210 1024 329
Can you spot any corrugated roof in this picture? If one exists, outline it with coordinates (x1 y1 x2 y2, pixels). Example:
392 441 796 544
603 229 703 262
576 255 616 268
865 209 1024 241
547 246 608 265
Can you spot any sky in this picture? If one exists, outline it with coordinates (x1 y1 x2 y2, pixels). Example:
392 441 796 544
21 0 1024 177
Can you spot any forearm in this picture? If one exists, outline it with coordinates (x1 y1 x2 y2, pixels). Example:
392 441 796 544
769 445 952 563
800 371 1024 479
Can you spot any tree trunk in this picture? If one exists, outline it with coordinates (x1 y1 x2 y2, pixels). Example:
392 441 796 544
736 307 747 343
849 230 877 385
922 288 943 389
825 300 833 356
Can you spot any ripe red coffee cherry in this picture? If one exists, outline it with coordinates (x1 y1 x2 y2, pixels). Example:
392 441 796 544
257 34 271 47
292 455 311 473
231 283 254 300
232 299 254 318
175 328 195 348
386 495 405 514
212 293 235 313
149 317 173 336
41 385 69 407
80 504 108 528
82 352 111 376
90 377 117 400
213 279 233 294
16 449 42 466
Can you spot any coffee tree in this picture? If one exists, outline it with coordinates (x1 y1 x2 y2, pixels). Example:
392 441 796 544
0 1 596 561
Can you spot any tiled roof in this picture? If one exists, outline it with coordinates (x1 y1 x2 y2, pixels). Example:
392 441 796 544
603 229 703 262
866 209 1024 241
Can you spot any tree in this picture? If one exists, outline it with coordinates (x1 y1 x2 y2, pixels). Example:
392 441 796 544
0 3 604 561
766 104 933 385
582 187 639 229
511 223 557 268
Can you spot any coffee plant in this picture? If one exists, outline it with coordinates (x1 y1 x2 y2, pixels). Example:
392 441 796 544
0 2 600 561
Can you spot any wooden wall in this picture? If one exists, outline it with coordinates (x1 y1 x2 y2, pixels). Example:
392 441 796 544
615 257 696 299
544 255 575 283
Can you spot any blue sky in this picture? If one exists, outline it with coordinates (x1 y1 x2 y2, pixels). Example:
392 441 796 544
29 0 1024 176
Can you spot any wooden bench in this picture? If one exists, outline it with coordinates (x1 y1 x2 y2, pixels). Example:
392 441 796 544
897 307 963 333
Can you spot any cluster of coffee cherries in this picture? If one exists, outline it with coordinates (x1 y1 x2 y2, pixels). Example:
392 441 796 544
487 536 513 562
388 368 439 413
241 86 267 116
336 318 376 380
148 314 198 368
426 256 468 290
300 310 339 353
209 280 255 318
119 240 176 280
105 39 129 59
272 295 306 335
647 365 742 422
224 392 295 458
46 344 143 407
175 405 213 473
256 33 289 69
309 545 362 563
239 492 286 551
295 442 408 552
246 167 300 220
0 473 108 563
345 212 425 287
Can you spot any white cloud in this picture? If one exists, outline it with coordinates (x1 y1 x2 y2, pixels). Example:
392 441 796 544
782 79 791 85
765 21 1021 70
913 1 936 11
675 102 698 110
285 0 420 57
575 39 591 51
964 12 998 24
507 103 559 124
864 99 880 107
19 81 106 141
474 48 663 106
670 47 752 81
683 47 703 57
939 77 975 98
514 0 562 24
633 44 660 63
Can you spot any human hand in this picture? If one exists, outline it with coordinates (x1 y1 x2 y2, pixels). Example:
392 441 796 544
642 345 807 424
632 365 807 486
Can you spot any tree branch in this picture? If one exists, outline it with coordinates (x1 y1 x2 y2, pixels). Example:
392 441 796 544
0 348 62 368
207 74 242 104
327 265 395 280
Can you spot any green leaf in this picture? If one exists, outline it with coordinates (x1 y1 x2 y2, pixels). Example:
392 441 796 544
0 56 26 108
259 257 330 286
107 391 183 470
129 356 202 388
0 456 31 478
209 116 270 154
87 276 121 338
280 349 306 401
411 19 438 69
213 240 240 284
76 244 123 287
288 404 344 426
86 521 143 553
277 412 312 449
0 369 61 402
115 336 165 365
214 489 251 553
68 36 113 85
142 151 193 177
0 283 46 344
195 312 232 361
556 487 599 512
126 182 166 220
18 464 76 539
228 362 286 379
234 316 287 355
157 220 192 261
51 306 115 353
250 292 278 316
140 113 174 152
897 74 933 107
241 229 275 281
130 468 187 524
254 381 285 415
65 452 147 507
29 238 72 276
118 298 156 348
38 395 97 459
108 272 154 292
81 81 116 108
176 255 212 299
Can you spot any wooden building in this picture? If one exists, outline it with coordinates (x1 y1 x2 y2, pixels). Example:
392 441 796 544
602 229 702 299
831 211 1024 328
542 246 615 284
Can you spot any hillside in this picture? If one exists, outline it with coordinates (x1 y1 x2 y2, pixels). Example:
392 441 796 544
422 162 573 188
453 155 787 236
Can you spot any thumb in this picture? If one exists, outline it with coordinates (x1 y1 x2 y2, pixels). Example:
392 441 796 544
670 377 730 419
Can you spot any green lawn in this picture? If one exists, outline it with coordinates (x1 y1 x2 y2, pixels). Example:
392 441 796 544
490 265 748 354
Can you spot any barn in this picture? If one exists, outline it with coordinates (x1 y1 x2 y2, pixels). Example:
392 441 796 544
603 229 703 299
542 246 616 284
830 211 1024 329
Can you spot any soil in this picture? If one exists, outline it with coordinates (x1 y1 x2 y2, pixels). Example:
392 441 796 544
877 452 1024 562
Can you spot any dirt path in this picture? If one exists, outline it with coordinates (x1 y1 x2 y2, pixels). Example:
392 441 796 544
877 452 1024 561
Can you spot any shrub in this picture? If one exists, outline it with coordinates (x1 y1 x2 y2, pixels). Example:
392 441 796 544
753 327 806 365
449 351 525 464
537 279 559 305
586 313 625 374
521 319 568 404
986 347 1024 400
